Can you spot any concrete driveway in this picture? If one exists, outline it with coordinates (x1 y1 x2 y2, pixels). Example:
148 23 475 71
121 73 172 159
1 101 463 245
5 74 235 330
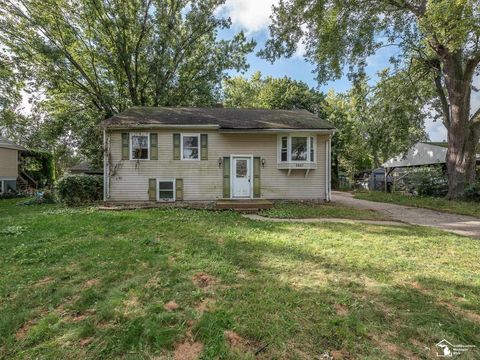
332 191 480 239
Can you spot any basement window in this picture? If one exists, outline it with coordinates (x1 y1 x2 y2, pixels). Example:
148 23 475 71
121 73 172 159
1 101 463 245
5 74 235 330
158 180 175 202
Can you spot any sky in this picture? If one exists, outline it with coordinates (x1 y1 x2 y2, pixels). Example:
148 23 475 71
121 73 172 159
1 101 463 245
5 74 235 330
216 0 480 142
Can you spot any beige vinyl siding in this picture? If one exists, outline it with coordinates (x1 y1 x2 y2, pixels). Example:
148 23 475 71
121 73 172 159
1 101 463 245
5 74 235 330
0 148 19 178
107 130 327 201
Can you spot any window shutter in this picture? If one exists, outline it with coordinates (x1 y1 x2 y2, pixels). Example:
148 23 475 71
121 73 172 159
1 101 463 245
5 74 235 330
175 178 183 201
200 134 208 160
253 157 261 198
223 156 230 198
150 133 158 160
148 178 157 201
122 133 129 160
173 133 180 160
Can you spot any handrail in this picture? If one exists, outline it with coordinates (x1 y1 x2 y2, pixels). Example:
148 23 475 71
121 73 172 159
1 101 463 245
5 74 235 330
19 170 38 188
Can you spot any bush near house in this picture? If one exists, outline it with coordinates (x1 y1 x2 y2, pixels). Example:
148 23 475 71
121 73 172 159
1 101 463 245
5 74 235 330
56 175 103 206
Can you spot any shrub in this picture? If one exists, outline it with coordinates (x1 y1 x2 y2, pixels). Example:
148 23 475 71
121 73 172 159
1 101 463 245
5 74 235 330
402 167 448 197
464 182 480 202
56 175 103 206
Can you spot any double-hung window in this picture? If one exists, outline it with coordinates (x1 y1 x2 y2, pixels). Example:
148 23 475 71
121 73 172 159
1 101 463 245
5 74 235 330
279 135 316 163
131 133 149 160
181 134 200 160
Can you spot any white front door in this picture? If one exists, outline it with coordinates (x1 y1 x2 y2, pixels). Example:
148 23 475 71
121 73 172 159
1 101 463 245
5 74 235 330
232 157 251 198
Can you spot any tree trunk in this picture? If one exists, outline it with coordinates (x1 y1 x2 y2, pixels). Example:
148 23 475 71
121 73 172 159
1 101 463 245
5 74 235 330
437 51 479 199
444 88 478 199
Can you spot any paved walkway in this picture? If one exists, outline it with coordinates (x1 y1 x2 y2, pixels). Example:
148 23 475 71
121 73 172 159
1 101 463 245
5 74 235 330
332 191 480 239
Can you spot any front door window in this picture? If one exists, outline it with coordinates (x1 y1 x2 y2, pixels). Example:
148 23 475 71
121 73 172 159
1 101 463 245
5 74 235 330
232 157 251 198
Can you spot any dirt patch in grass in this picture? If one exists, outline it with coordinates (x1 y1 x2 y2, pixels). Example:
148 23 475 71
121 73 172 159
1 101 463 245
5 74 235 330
82 279 99 289
224 330 253 353
335 304 348 316
164 300 180 312
15 319 36 340
371 333 419 359
33 276 54 288
192 272 216 289
79 337 94 347
330 349 351 359
173 341 203 360
195 298 216 314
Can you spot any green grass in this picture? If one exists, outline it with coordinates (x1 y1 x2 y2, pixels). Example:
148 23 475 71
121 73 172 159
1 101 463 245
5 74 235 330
260 201 390 220
1 198 479 359
354 191 480 218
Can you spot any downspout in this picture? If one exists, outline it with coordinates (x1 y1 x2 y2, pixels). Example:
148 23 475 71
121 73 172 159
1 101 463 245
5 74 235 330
328 135 332 201
103 129 110 201
325 136 331 202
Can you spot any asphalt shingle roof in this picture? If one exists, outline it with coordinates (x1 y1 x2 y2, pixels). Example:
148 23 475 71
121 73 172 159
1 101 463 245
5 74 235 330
101 107 335 130
0 136 26 150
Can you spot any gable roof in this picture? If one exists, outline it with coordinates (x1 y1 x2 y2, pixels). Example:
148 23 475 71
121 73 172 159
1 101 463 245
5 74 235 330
0 136 26 151
382 142 480 168
101 107 335 131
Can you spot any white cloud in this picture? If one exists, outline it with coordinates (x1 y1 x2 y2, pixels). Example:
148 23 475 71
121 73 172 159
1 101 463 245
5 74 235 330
425 117 447 142
218 0 279 34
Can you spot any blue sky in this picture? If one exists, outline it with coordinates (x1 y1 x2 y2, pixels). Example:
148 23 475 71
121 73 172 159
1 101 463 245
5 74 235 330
216 0 458 141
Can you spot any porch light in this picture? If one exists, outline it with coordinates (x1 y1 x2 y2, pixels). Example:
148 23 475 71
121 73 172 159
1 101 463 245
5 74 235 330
261 158 266 168
218 157 223 168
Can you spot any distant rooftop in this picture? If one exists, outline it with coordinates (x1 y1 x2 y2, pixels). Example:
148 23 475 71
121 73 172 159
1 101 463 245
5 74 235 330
101 107 335 131
0 136 26 151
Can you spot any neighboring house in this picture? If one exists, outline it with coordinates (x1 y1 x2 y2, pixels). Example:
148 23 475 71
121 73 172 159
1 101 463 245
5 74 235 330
0 136 26 194
101 107 335 205
69 161 104 175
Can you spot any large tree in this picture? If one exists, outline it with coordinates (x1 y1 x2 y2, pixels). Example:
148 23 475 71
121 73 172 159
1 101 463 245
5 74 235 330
262 0 480 198
223 71 324 113
0 0 255 163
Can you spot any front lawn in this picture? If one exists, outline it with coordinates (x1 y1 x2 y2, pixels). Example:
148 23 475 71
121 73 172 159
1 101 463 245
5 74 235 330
354 191 480 218
260 201 390 220
1 199 479 359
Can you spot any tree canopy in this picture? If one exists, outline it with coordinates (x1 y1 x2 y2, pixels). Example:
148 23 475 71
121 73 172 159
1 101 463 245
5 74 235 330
263 0 480 198
223 71 324 114
0 0 255 164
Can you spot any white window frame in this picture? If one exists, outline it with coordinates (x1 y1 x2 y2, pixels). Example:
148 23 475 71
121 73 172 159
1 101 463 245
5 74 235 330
157 178 176 202
130 132 150 161
0 180 3 194
180 133 201 161
277 134 316 163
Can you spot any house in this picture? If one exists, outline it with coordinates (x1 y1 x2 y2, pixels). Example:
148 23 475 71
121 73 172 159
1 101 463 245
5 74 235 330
101 107 335 205
69 161 104 175
0 136 26 194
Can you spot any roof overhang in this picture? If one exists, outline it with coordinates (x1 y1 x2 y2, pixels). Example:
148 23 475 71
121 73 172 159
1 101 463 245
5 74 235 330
102 124 220 130
218 128 336 134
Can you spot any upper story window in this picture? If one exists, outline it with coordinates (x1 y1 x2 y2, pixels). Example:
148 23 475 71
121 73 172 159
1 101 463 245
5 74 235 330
181 134 200 160
278 135 316 163
131 132 149 160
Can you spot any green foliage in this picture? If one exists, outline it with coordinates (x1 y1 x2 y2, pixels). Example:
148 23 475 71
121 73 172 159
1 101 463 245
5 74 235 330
325 71 429 181
402 167 448 197
464 182 480 202
0 0 255 164
259 201 389 220
262 0 480 197
56 175 103 206
21 150 55 187
0 201 479 358
355 191 480 218
223 71 324 114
